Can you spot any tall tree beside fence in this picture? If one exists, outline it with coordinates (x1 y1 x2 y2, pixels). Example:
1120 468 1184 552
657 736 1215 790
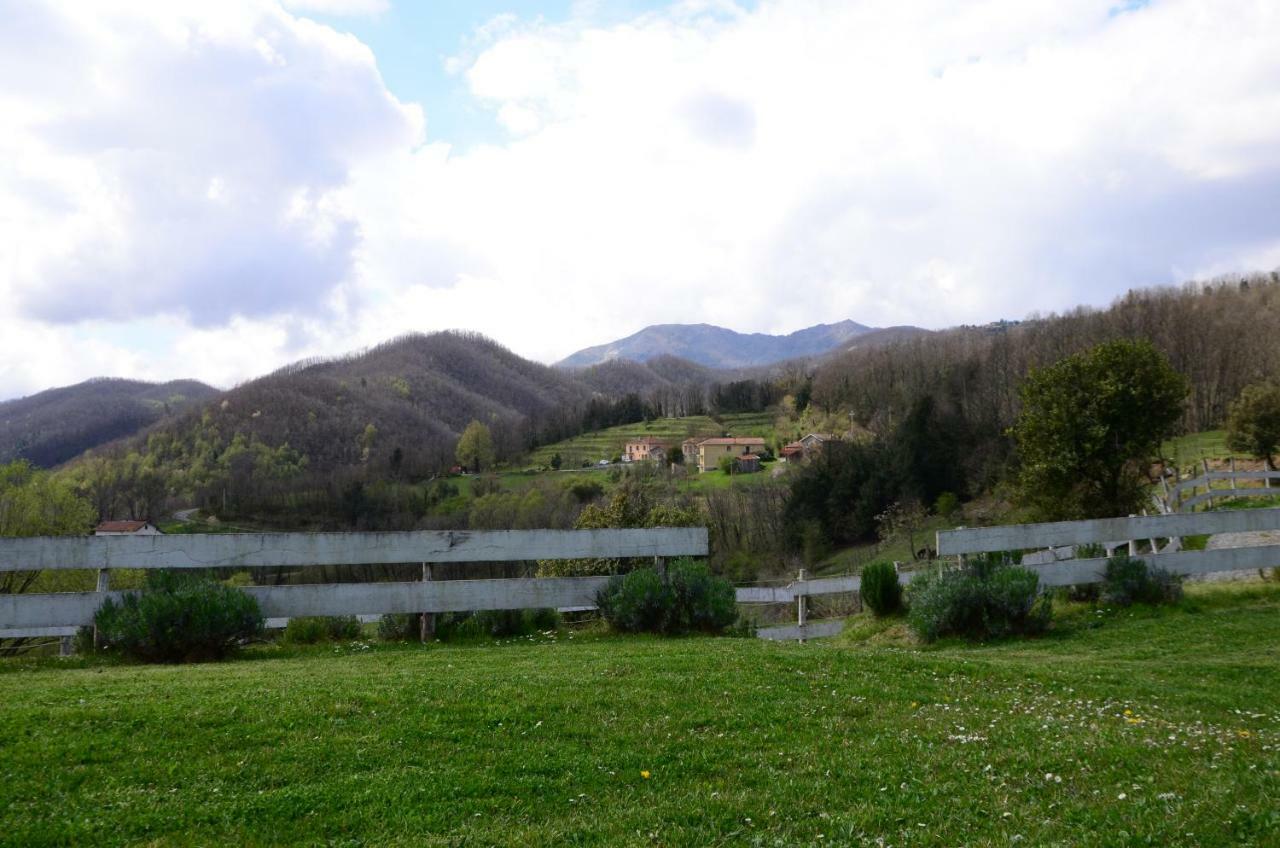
1226 382 1280 486
1012 339 1188 521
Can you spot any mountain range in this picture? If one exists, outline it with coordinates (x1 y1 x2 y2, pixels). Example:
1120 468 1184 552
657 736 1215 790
556 320 877 369
2 318 911 472
0 378 219 468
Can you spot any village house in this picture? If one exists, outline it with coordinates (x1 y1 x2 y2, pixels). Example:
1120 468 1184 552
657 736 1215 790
623 436 667 463
683 436 767 473
781 433 837 463
735 453 762 474
94 520 162 536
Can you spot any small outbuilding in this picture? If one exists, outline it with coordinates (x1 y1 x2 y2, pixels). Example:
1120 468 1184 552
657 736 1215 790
94 520 162 536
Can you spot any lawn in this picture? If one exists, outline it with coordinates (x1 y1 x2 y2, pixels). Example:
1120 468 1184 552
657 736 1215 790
1163 429 1237 467
2 583 1278 846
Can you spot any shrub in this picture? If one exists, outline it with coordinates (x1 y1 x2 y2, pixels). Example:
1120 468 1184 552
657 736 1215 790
377 613 418 642
568 480 604 503
93 571 263 663
597 568 673 633
1101 555 1183 607
379 609 562 642
906 562 1050 643
933 491 960 519
860 561 903 616
283 616 361 644
596 559 737 635
432 608 562 640
667 559 737 633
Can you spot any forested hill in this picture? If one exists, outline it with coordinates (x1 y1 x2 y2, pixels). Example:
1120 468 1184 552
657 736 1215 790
137 331 598 482
0 378 219 468
557 320 879 368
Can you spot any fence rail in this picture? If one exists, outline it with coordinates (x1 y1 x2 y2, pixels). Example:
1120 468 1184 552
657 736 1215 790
936 507 1280 556
0 528 708 572
0 528 708 644
1163 461 1279 512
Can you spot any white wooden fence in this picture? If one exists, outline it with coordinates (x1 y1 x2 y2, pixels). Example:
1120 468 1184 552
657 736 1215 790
0 528 706 640
754 506 1280 640
1161 458 1279 512
11 508 1274 649
936 506 1280 585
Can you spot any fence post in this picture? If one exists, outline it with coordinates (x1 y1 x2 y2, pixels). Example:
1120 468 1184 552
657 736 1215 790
1203 458 1214 509
796 568 808 642
92 568 109 649
60 635 73 657
419 563 434 643
1230 456 1238 493
655 556 667 583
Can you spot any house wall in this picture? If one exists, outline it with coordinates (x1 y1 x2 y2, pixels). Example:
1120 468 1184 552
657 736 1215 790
696 442 765 472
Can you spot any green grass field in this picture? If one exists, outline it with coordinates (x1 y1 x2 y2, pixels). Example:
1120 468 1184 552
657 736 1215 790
1163 429 1236 466
3 583 1277 846
526 412 778 468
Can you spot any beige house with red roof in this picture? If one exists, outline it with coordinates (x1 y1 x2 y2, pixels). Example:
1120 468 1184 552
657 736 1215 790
682 436 767 473
623 436 667 463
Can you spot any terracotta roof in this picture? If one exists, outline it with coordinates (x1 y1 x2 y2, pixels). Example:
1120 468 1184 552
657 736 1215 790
737 454 760 461
95 520 150 533
697 437 766 446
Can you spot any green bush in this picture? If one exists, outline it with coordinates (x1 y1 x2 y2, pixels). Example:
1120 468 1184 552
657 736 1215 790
93 571 263 663
378 609 561 642
377 613 418 642
283 616 361 644
668 559 737 633
443 609 561 639
1101 555 1183 607
860 561 903 616
597 559 736 635
597 568 672 633
906 562 1050 643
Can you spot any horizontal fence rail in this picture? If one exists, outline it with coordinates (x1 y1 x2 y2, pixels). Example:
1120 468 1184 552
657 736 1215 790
0 577 615 631
0 528 709 642
1165 466 1280 512
0 528 708 572
1017 545 1280 588
936 507 1280 556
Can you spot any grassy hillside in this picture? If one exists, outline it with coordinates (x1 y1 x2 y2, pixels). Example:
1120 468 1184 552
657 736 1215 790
2 582 1277 846
527 412 777 467
1163 429 1237 466
0 377 219 467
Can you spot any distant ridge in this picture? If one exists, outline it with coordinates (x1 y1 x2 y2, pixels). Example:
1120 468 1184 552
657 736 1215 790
558 320 877 369
0 377 220 467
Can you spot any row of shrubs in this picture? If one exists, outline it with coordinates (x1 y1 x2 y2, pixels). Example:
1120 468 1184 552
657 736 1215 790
88 559 740 663
87 555 1181 661
860 553 1184 642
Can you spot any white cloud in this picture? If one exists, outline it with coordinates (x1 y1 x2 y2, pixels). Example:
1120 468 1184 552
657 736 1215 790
280 0 389 16
2 0 1280 399
0 0 420 330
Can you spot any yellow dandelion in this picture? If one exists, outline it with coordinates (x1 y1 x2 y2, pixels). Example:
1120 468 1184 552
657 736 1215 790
911 702 919 709
1123 709 1133 717
641 770 651 779
1238 730 1251 738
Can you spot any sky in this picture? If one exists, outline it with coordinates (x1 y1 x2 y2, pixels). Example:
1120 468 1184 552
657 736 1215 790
1 0 1279 399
